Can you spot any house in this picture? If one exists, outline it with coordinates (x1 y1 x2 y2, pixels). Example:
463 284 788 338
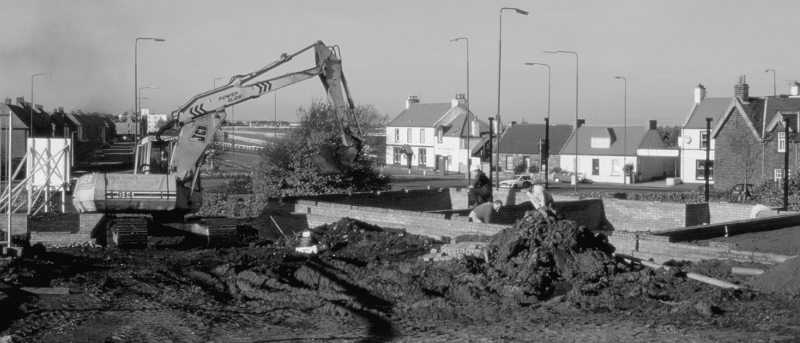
496 122 573 173
558 120 675 183
385 94 488 172
0 101 39 172
678 84 730 184
146 113 168 134
712 77 800 189
5 97 51 138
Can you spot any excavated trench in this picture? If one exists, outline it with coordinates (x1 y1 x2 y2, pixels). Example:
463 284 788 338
2 211 800 341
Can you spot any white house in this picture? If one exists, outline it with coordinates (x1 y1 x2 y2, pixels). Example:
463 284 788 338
558 120 675 183
678 84 728 184
386 94 486 172
145 111 169 134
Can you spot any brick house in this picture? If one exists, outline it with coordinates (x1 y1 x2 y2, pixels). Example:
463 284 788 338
385 94 488 172
558 120 675 183
496 122 573 173
678 84 730 184
713 78 800 189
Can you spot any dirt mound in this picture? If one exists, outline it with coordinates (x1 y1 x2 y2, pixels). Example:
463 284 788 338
747 257 800 295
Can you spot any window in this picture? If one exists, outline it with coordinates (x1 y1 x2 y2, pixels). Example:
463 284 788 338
407 128 412 143
591 137 610 148
775 169 792 181
592 159 600 175
438 129 443 143
700 132 709 149
505 156 514 171
419 148 427 165
695 160 714 180
420 129 425 143
394 129 400 142
611 159 621 176
393 147 402 164
779 132 786 152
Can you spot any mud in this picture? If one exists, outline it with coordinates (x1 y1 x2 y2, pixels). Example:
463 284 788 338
0 215 799 342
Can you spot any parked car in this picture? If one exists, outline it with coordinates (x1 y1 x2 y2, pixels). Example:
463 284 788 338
550 170 574 183
499 175 533 189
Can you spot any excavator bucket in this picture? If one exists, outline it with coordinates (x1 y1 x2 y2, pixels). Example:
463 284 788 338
311 144 359 175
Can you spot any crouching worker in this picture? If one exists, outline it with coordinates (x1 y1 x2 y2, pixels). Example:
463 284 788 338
468 164 492 207
469 200 503 224
526 184 558 221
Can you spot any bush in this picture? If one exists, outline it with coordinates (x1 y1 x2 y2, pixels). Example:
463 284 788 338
513 162 527 175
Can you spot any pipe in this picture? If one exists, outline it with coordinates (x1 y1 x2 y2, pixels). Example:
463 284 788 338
731 267 764 276
616 253 743 289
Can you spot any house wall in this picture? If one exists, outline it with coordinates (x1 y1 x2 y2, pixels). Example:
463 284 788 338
714 109 793 189
680 128 716 184
435 137 468 172
384 126 435 167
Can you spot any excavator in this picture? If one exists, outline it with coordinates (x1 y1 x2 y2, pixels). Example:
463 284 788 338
73 41 364 247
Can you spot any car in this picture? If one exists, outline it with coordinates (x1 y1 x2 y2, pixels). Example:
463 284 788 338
499 175 533 189
550 170 574 183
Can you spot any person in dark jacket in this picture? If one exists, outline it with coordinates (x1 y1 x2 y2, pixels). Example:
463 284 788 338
468 164 492 207
469 200 503 223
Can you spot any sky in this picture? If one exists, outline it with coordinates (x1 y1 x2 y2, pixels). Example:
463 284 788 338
2 0 799 127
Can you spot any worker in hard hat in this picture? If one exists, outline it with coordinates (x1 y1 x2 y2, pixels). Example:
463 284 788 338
468 164 492 207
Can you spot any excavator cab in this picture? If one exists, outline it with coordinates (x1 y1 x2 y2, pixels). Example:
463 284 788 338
134 136 176 175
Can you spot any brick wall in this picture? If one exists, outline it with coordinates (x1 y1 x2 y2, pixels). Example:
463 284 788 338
602 199 693 232
0 214 28 239
29 213 104 246
715 108 795 189
287 188 453 212
708 202 756 223
610 232 793 265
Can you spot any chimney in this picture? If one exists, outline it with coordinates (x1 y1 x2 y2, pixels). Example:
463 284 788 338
471 119 479 137
576 119 585 128
35 104 43 111
451 93 466 108
405 95 420 109
4 98 10 105
649 120 657 130
16 97 24 105
734 75 749 102
791 81 800 97
694 84 706 103
59 107 64 112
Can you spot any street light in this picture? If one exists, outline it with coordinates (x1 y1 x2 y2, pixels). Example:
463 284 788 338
135 37 165 143
451 37 471 188
765 69 776 97
30 73 51 138
138 86 158 135
544 50 578 192
615 76 627 184
497 7 528 190
524 63 550 189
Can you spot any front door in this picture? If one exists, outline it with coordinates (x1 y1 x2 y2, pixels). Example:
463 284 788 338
592 159 599 176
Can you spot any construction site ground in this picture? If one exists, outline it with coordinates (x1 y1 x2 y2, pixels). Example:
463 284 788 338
1 213 799 342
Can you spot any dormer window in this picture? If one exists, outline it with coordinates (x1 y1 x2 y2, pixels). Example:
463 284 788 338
591 137 610 148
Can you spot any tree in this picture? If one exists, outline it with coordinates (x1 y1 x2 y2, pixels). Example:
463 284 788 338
252 99 392 197
657 125 681 147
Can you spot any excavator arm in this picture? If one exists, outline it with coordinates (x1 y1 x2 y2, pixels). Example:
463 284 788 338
163 40 363 182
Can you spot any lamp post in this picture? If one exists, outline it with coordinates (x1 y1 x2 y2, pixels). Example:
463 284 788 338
765 69 776 97
497 7 528 190
138 86 158 135
135 37 165 144
451 37 471 187
615 76 627 184
30 73 51 138
524 62 550 189
544 50 578 192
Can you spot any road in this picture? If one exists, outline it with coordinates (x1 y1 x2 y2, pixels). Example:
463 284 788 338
389 171 698 194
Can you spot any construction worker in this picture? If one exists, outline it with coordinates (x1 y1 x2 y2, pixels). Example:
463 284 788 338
526 184 558 220
468 164 492 207
469 200 503 224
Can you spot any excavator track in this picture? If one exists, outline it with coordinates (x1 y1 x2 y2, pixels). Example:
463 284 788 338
202 218 239 247
110 217 149 248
